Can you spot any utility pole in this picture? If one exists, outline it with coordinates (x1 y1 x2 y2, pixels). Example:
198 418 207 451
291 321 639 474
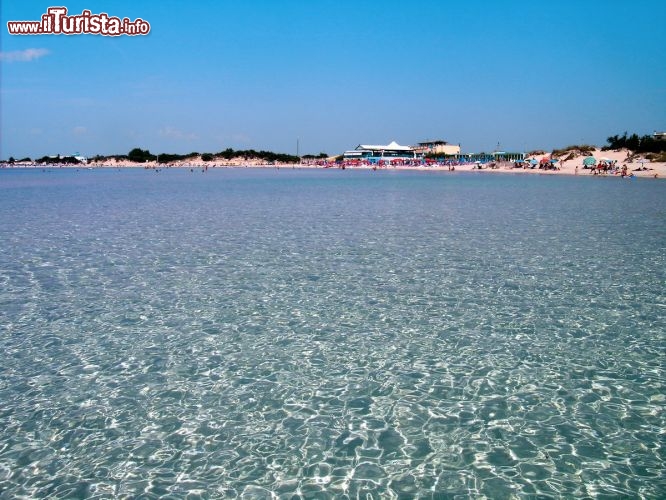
296 138 300 157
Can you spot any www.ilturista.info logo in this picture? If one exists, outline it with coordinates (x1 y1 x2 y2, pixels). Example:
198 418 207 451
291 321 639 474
7 7 150 36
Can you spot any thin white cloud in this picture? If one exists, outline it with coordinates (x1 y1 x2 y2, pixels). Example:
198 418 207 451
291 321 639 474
0 48 50 62
159 126 198 141
72 126 87 136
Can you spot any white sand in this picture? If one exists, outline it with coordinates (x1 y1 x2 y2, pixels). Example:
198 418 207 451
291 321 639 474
72 148 666 180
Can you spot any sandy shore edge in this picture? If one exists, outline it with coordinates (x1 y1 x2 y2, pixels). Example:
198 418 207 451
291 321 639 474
5 148 664 179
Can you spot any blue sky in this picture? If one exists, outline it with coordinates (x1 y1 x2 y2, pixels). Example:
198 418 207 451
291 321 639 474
1 0 665 159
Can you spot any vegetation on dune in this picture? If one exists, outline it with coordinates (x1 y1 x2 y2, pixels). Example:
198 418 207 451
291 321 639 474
603 132 665 153
213 148 299 163
541 133 665 161
82 147 301 164
645 152 666 162
156 152 194 164
35 155 80 164
7 157 32 163
551 144 597 158
90 154 128 162
301 153 329 160
128 148 156 163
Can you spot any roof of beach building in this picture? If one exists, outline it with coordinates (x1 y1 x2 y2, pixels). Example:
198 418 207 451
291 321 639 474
356 141 412 151
418 140 449 146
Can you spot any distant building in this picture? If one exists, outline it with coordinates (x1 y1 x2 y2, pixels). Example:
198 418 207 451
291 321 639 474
72 152 88 163
653 131 666 141
46 153 88 164
343 141 417 161
490 151 525 161
341 140 523 163
413 140 461 156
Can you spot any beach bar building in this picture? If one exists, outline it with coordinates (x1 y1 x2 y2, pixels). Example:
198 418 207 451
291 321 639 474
343 141 417 163
342 140 524 164
490 151 525 161
412 140 461 156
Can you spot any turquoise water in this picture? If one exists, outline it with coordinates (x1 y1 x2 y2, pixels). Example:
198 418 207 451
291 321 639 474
0 168 664 498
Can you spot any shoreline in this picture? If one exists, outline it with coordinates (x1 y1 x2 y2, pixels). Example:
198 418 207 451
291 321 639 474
4 163 663 179
3 148 664 179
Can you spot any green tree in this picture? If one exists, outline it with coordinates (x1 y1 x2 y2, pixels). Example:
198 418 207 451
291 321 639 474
604 132 665 153
217 148 235 159
128 148 155 163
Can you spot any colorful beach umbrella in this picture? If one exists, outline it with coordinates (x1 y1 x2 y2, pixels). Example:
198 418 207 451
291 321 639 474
583 157 596 166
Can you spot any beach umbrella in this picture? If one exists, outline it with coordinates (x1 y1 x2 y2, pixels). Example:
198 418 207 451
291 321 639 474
583 157 596 166
530 159 538 165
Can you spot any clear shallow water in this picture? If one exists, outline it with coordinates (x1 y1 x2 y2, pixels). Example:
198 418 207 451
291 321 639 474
0 168 664 498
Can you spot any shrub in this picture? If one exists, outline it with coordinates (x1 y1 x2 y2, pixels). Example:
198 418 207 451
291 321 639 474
128 148 155 163
605 132 665 153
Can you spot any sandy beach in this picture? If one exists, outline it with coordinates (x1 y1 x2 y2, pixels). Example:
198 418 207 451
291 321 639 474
5 148 664 180
339 148 665 179
87 148 666 179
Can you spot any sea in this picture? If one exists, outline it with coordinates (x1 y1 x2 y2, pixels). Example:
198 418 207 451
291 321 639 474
0 167 664 498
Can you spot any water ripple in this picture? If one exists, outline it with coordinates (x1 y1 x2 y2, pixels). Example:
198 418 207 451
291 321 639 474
0 169 664 497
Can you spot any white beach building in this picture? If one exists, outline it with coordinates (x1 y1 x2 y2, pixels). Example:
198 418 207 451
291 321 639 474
412 140 461 156
343 141 417 161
